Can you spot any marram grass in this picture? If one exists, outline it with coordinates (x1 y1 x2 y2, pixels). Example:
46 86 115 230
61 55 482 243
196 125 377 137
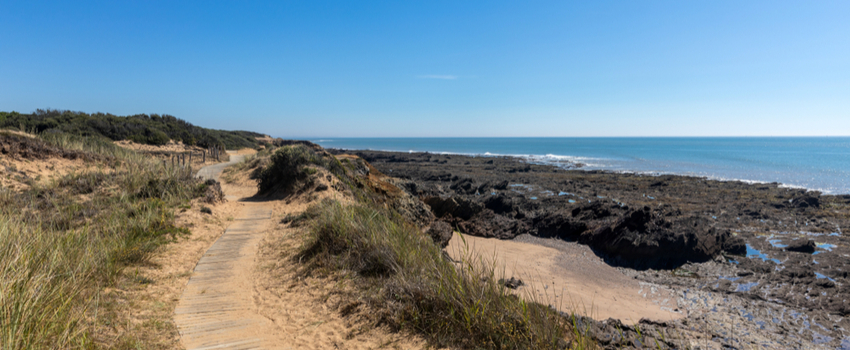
299 200 597 349
0 131 202 349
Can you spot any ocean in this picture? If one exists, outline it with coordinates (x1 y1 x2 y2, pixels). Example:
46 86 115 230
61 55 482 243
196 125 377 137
311 137 850 195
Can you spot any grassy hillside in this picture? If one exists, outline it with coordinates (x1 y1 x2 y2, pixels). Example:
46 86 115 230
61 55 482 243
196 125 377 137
0 109 264 150
0 131 220 349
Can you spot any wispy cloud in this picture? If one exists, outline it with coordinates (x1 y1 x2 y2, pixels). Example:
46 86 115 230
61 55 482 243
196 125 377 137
417 75 458 80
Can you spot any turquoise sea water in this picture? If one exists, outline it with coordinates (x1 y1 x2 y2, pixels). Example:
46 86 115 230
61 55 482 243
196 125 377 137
311 138 850 194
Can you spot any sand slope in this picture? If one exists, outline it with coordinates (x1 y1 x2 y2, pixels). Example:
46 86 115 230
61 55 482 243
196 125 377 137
446 232 683 324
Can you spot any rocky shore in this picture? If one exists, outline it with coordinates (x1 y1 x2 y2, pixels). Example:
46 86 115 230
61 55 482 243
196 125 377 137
330 149 850 349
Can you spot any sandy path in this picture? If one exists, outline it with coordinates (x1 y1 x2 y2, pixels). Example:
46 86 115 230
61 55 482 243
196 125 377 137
446 233 683 324
175 154 284 350
195 156 238 181
175 154 426 350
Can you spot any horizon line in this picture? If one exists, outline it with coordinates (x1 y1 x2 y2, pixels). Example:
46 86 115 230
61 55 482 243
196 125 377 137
280 135 850 139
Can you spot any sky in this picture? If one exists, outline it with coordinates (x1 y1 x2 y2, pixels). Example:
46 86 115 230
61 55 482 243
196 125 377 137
1 1 848 137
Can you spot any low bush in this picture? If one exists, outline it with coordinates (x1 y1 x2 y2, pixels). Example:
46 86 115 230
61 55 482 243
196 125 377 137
257 145 325 193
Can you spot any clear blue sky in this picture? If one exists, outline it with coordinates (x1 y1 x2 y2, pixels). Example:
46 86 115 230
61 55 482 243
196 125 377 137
2 1 848 137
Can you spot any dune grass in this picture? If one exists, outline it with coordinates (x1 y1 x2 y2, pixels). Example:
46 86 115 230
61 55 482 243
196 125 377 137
0 131 205 349
298 200 590 349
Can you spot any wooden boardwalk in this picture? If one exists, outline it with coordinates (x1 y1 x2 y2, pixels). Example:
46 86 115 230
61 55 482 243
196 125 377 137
174 205 273 350
175 154 277 350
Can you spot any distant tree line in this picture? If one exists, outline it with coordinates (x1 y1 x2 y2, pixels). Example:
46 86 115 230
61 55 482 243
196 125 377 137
0 109 264 149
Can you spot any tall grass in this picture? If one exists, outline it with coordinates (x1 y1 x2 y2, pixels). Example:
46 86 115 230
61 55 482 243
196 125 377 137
300 200 582 349
0 131 203 349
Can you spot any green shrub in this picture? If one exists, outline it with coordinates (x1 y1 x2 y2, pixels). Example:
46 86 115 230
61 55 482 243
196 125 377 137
128 128 169 146
257 145 324 193
0 109 263 149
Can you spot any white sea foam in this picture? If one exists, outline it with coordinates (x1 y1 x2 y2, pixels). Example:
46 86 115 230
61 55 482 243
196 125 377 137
316 144 840 194
604 170 835 194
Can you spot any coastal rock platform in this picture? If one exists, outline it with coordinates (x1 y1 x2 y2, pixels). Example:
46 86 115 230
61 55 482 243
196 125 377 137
337 149 850 349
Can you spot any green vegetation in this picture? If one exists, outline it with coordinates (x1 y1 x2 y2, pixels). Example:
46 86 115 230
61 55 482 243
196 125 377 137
236 145 591 349
0 131 209 349
254 144 389 205
0 109 264 149
257 144 329 193
300 201 575 349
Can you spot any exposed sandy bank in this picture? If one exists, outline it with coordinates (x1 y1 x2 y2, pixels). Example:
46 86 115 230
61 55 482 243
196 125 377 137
446 232 682 324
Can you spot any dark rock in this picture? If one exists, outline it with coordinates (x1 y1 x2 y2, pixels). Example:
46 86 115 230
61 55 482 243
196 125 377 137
785 240 816 253
450 209 528 239
423 196 483 220
315 184 328 191
483 195 515 214
475 182 491 194
426 221 453 248
507 165 531 173
532 210 588 240
722 235 746 255
833 304 850 316
450 178 476 194
493 180 509 190
385 178 435 227
498 277 524 289
392 179 419 195
639 318 668 328
792 195 820 209
816 279 836 288
781 266 814 279
424 173 453 182
579 207 737 268
571 201 618 221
